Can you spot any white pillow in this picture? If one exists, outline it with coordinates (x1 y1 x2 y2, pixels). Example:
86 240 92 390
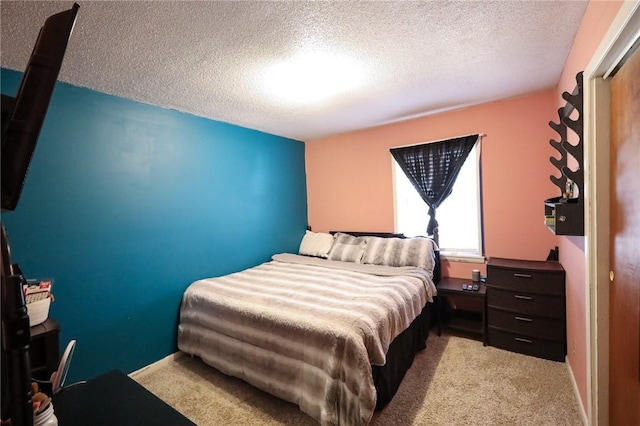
298 231 335 258
327 232 367 263
362 236 436 271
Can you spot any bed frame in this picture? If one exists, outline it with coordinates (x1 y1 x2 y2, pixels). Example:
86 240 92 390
331 231 440 408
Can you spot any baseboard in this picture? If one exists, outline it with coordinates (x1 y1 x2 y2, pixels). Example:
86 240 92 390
566 355 589 426
129 351 186 379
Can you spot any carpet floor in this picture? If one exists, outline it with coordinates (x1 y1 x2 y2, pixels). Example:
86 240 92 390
133 331 583 425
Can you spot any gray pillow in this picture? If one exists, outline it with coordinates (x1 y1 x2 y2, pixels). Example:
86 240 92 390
362 236 435 271
327 233 367 263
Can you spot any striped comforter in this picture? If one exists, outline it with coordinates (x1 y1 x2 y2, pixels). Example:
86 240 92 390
177 253 437 426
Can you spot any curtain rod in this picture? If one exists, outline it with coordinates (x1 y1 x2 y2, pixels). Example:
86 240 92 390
390 133 485 150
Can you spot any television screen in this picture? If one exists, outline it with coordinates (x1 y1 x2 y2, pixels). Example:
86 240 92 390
1 2 79 212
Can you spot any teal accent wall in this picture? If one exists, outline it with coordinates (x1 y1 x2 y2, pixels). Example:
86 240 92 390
1 68 308 382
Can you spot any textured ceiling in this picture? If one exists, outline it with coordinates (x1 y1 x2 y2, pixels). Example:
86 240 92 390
1 1 589 141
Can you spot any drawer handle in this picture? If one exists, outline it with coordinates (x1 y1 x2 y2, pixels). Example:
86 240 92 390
515 316 533 322
514 295 533 301
514 273 532 278
515 337 533 344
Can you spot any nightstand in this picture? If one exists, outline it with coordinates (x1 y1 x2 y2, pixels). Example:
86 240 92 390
436 276 486 344
30 318 60 380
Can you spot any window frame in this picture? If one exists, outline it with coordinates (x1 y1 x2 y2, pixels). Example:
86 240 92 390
391 139 485 262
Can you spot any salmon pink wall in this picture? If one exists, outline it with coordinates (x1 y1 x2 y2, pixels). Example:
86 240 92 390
553 0 624 414
306 90 560 279
306 0 624 417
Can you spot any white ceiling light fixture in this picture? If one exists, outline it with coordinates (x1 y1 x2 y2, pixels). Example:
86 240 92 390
260 49 367 107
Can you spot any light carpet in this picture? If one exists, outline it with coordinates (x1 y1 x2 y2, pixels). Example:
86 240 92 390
133 332 583 425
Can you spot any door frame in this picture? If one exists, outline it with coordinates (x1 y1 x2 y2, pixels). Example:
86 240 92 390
584 2 640 425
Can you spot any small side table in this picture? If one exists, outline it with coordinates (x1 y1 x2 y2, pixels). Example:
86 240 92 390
436 276 487 345
30 318 60 380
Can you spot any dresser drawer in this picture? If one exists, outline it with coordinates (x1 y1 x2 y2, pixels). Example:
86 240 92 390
487 307 565 341
487 266 564 296
488 328 566 362
487 287 565 319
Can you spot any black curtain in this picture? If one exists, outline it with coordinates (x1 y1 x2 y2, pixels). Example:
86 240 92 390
390 134 479 236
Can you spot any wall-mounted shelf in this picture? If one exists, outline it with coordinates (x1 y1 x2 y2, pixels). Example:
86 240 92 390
545 72 584 236
544 196 584 236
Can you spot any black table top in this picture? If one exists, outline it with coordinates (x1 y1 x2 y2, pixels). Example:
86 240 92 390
437 276 487 296
52 369 195 426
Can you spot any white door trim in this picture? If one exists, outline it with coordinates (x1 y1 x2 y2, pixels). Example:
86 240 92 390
584 2 640 425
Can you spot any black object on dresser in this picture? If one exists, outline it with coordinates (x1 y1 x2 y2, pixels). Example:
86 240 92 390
486 257 566 362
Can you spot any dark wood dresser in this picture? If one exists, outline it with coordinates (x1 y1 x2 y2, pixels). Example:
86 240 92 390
486 257 566 362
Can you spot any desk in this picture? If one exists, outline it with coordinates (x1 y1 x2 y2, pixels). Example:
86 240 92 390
52 370 195 426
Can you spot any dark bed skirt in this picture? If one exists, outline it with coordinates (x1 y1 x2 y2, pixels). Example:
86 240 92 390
372 302 432 409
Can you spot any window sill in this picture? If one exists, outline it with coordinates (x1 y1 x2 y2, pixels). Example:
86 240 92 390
440 253 486 263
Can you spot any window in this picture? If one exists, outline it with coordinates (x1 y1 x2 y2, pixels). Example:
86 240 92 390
393 143 483 260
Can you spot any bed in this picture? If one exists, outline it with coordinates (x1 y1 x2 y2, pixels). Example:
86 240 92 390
177 231 440 425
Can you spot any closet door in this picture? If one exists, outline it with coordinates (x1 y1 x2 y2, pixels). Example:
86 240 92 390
609 42 640 425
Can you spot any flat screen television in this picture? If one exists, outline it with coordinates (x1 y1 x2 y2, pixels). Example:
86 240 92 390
1 3 79 425
1 2 79 211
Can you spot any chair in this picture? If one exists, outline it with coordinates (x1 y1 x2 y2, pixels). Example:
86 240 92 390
34 340 78 395
50 339 76 393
